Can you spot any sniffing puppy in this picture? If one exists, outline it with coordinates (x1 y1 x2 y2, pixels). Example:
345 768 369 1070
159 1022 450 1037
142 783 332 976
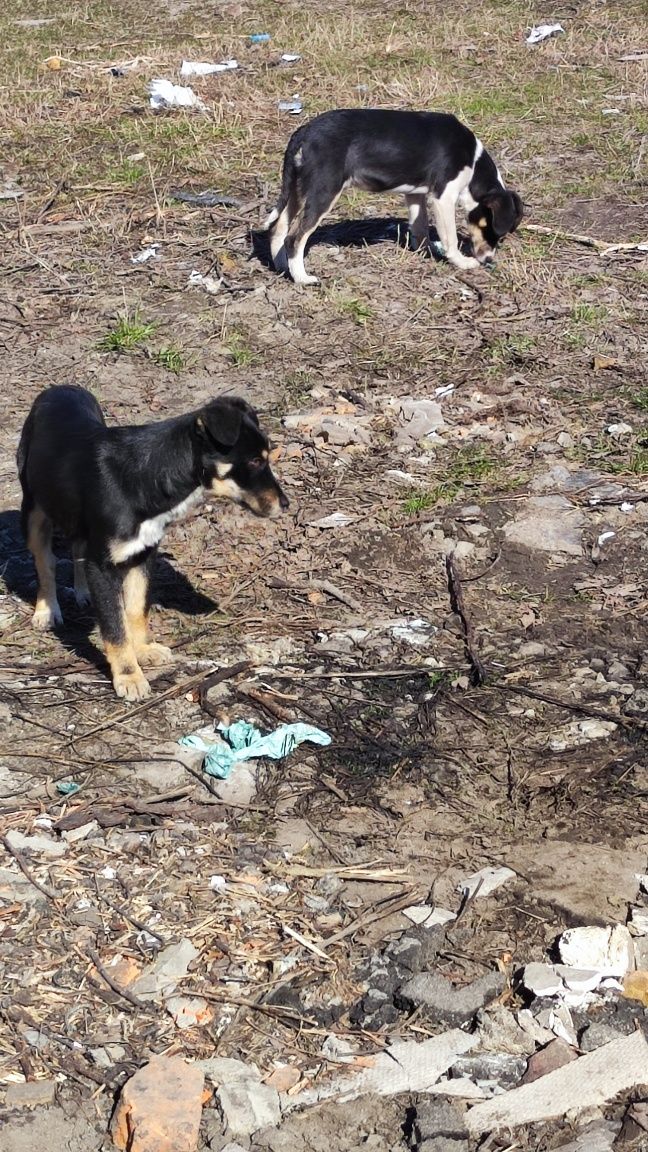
17 386 288 701
263 108 523 285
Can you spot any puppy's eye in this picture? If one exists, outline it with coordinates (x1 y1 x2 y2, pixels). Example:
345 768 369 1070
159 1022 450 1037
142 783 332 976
249 457 265 469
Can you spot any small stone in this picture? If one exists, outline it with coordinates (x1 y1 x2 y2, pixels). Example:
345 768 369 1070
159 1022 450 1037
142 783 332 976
624 688 648 716
558 924 634 977
414 1098 468 1140
579 1021 626 1052
477 1004 536 1056
264 1065 301 1091
165 995 213 1030
217 1081 280 1138
0 866 48 906
398 970 505 1024
5 829 66 858
523 962 564 998
131 939 199 1000
111 1055 204 1152
418 1140 468 1152
6 1079 56 1108
607 660 630 681
519 641 546 658
622 970 648 1007
503 495 584 555
557 432 574 448
452 1052 525 1087
522 1038 578 1084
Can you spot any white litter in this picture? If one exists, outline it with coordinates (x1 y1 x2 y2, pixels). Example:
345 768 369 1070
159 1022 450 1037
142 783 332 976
602 107 622 115
558 924 634 978
149 79 205 109
526 23 565 45
606 422 632 437
188 270 223 295
465 1031 648 1134
435 383 455 398
131 245 160 264
278 98 303 114
459 866 516 899
620 502 635 512
402 905 456 927
309 512 355 530
390 618 438 647
597 530 615 546
210 874 227 891
180 59 238 77
280 54 302 63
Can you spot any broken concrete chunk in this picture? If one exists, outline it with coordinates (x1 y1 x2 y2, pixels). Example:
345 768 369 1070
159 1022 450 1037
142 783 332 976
558 924 634 977
522 962 564 998
451 1052 526 1088
111 1055 204 1152
553 965 604 994
413 1098 468 1141
5 829 66 858
6 1079 56 1108
503 495 584 556
552 1120 619 1152
476 1005 536 1056
131 939 199 1000
398 970 505 1025
0 866 48 906
465 1031 648 1135
165 995 212 1029
217 1081 281 1138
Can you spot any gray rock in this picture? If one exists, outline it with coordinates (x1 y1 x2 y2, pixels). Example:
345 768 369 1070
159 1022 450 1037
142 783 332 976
624 688 648 716
0 867 48 906
413 1099 467 1141
476 1004 536 1056
386 926 444 974
218 1081 281 1138
398 970 505 1024
451 1052 525 1087
607 660 630 680
503 495 584 555
6 1079 56 1107
391 398 445 445
418 1141 468 1152
579 1022 626 1052
5 830 66 858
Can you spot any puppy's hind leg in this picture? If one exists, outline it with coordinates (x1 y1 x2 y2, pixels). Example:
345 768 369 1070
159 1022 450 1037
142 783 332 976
405 193 430 250
285 182 342 286
72 541 91 608
123 554 173 668
85 558 150 701
26 505 63 630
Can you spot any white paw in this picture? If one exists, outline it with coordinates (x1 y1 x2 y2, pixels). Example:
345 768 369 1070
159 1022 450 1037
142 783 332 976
32 603 63 630
292 273 319 287
113 669 151 702
137 642 174 668
449 253 480 271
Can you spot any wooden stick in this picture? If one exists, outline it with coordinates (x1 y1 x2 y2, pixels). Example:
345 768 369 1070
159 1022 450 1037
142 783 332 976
446 554 486 687
86 946 150 1011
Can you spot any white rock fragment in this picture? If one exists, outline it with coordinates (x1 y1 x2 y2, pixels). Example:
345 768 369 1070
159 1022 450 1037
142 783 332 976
5 830 67 858
459 866 516 899
558 924 634 977
402 905 456 927
523 962 564 998
131 938 199 1000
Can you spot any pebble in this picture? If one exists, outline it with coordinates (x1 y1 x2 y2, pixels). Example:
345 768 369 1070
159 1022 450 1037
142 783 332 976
521 1038 578 1084
398 970 505 1024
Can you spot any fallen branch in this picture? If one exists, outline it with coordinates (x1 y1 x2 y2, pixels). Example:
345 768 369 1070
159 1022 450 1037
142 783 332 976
493 681 644 729
522 223 648 257
446 553 486 686
86 946 150 1012
1 834 60 901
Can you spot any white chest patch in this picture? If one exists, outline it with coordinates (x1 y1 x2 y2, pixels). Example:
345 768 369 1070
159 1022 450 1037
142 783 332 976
110 488 203 564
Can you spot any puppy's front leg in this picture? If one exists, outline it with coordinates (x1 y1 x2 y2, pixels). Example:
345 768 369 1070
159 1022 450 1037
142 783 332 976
85 558 151 701
123 555 173 669
431 190 479 271
405 193 430 250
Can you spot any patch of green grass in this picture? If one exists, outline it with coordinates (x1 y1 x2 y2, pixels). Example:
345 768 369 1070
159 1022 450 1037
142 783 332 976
629 388 648 412
489 334 537 365
570 302 608 325
154 344 186 373
98 312 157 353
224 329 258 368
402 444 500 514
333 295 373 325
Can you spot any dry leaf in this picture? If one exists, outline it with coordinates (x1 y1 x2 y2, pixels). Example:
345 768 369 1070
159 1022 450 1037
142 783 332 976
593 355 619 371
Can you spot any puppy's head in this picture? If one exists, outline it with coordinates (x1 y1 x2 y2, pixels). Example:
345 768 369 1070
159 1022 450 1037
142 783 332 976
195 397 289 518
468 190 524 263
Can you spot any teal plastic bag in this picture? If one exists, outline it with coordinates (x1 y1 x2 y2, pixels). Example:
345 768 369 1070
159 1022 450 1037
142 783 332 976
179 720 331 779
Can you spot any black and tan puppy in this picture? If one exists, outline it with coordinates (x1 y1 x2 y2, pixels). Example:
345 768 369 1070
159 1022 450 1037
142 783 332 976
17 386 288 701
264 108 523 285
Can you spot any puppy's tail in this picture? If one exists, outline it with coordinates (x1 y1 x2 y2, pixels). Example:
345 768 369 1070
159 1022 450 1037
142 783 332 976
261 126 306 235
17 408 35 540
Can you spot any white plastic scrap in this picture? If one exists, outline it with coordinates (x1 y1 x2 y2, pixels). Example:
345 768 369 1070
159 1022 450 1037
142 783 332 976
606 422 632 437
402 905 456 927
131 245 160 264
180 59 238 77
278 98 303 114
149 79 205 109
526 23 564 45
597 530 615 546
188 270 223 295
390 618 437 647
459 865 516 899
281 53 302 62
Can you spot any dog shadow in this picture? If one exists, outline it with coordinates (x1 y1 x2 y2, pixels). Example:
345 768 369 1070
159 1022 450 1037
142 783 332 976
251 215 473 274
0 509 216 675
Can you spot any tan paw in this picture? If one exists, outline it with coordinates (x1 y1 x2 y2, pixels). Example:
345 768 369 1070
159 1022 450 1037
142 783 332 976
113 668 151 702
136 642 174 667
32 603 63 630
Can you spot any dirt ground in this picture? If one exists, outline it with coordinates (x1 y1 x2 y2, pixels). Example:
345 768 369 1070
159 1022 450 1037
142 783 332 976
0 1 647 1149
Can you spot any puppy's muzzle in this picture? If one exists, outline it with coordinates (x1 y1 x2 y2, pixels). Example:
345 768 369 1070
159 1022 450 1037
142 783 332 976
245 484 290 519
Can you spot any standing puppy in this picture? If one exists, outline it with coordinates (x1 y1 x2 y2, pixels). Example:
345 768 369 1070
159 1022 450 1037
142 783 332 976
17 386 288 701
264 108 523 285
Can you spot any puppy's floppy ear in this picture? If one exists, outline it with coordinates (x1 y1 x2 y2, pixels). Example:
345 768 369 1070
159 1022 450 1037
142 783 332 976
483 190 523 238
195 400 243 452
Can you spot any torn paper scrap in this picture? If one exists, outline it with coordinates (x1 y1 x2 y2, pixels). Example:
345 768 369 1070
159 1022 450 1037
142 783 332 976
131 245 160 264
149 79 205 109
466 1031 648 1134
459 866 516 899
179 720 331 779
526 23 564 45
180 60 238 77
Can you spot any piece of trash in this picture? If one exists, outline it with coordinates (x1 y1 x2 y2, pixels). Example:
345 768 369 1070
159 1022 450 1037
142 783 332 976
249 33 271 43
56 780 80 795
526 23 564 45
558 924 634 977
180 59 238 77
602 107 622 115
148 79 204 110
465 1031 648 1135
597 530 615 546
620 502 635 512
209 874 227 891
402 905 456 927
111 66 125 77
131 245 160 264
111 1054 204 1152
280 53 302 62
171 189 242 208
188 270 223 295
278 99 303 114
179 720 331 779
606 422 632 437
309 511 354 529
435 383 455 397
459 865 516 899
391 618 438 647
